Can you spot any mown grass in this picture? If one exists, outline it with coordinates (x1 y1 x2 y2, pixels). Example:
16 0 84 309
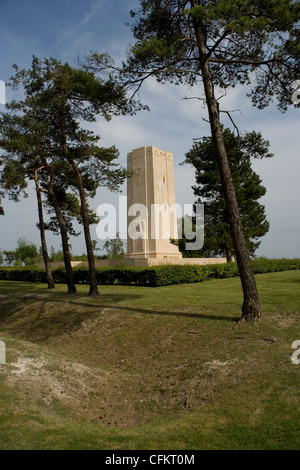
0 271 299 450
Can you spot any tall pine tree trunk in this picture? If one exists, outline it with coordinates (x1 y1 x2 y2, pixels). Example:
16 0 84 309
71 160 99 296
34 168 55 289
47 173 77 295
58 111 98 297
30 99 75 293
225 245 232 264
193 12 262 321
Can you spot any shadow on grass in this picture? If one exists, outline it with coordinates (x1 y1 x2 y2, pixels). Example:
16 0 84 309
32 288 239 324
98 304 239 323
0 290 144 338
0 282 239 342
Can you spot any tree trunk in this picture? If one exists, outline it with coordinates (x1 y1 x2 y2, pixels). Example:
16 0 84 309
71 160 99 296
34 168 55 289
58 109 98 297
193 12 262 321
225 245 232 264
47 174 77 295
30 99 76 294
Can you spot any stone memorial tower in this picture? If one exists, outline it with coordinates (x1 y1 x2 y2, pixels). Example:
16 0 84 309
125 146 182 261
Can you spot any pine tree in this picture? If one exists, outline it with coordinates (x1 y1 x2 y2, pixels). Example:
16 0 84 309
121 0 299 320
183 128 272 260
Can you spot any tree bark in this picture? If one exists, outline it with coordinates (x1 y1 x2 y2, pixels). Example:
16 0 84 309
192 8 262 321
71 160 99 296
225 245 232 264
29 96 76 294
29 96 76 293
58 110 99 297
34 168 55 289
47 173 77 295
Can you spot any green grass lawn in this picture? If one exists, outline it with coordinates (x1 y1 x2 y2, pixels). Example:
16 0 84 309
0 271 299 450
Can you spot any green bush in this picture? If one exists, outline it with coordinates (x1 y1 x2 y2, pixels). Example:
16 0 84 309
0 259 299 287
0 268 47 283
252 258 300 274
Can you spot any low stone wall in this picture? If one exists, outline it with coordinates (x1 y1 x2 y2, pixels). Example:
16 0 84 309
126 257 227 267
86 258 227 268
41 258 227 269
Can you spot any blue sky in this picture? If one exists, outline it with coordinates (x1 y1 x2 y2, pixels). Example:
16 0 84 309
0 0 299 258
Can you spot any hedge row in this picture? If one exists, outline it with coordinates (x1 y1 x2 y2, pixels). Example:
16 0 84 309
0 258 299 287
0 267 158 286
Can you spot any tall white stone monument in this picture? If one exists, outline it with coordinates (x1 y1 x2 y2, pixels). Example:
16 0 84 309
125 146 182 261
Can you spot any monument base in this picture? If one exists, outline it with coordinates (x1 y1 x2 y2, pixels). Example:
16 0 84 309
124 252 182 261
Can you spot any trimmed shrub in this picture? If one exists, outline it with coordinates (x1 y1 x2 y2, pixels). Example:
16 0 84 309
0 268 47 283
0 259 299 287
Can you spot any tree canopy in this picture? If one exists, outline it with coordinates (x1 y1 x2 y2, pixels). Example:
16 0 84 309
103 232 125 259
126 0 300 110
183 128 273 260
14 238 39 266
